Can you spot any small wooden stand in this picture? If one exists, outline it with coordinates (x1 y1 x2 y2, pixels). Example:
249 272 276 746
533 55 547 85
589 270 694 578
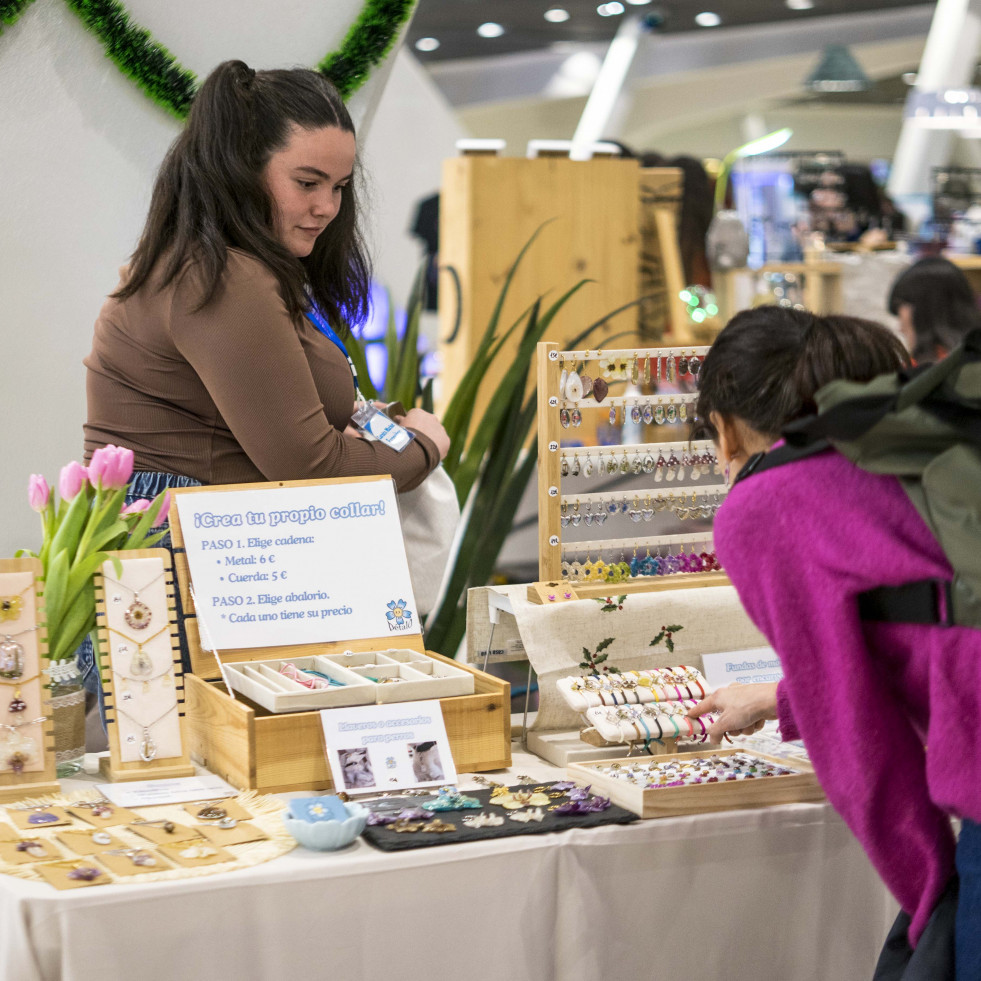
169 478 511 794
536 340 729 590
0 558 59 803
95 548 195 782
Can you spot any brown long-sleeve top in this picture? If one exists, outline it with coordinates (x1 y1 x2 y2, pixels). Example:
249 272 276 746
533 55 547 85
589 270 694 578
83 249 439 490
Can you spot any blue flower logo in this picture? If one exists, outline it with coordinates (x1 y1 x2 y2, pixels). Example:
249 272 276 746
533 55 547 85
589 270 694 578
386 599 412 627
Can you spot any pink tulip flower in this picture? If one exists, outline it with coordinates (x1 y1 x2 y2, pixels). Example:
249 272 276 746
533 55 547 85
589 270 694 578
58 461 88 502
88 444 134 490
152 491 171 528
27 475 50 512
122 499 151 515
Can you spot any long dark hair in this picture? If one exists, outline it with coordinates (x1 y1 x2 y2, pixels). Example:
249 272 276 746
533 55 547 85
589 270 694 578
695 306 909 441
115 60 370 330
888 257 981 362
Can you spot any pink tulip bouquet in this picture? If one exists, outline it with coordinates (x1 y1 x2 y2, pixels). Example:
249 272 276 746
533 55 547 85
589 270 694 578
21 445 170 662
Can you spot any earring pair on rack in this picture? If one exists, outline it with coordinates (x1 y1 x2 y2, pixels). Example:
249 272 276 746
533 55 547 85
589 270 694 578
560 502 609 528
560 448 720 482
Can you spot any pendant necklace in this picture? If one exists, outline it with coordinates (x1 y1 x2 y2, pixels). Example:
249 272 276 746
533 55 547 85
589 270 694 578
0 671 39 716
103 568 167 631
108 623 171 682
0 625 38 681
0 583 34 624
114 702 177 762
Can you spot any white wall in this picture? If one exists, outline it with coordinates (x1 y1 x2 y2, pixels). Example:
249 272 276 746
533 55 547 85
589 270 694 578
0 0 409 558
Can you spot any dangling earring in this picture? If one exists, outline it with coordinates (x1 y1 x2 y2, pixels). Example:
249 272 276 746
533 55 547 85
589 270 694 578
724 462 731 488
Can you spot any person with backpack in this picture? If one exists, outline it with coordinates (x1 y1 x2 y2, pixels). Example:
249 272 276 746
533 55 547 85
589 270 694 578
687 305 978 980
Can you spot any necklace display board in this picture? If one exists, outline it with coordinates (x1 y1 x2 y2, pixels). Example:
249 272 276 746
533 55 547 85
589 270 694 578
169 477 510 795
535 340 729 600
0 559 58 802
94 549 195 782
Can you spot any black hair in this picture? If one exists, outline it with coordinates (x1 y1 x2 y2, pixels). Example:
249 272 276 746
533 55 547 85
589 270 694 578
114 60 371 330
694 306 909 441
888 257 981 362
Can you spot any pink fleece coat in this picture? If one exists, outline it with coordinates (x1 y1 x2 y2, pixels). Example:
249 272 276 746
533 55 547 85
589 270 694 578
714 448 981 945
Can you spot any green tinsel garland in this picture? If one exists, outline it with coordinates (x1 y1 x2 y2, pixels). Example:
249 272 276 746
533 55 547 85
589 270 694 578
0 0 416 116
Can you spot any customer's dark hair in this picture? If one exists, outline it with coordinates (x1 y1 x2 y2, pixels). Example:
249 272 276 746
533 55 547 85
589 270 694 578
888 257 981 362
694 306 909 441
114 60 370 329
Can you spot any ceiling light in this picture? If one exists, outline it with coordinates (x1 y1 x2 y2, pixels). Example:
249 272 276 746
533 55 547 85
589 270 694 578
695 11 721 27
414 37 440 52
544 7 570 22
804 44 871 92
477 22 505 38
785 0 814 9
597 3 625 16
625 0 653 4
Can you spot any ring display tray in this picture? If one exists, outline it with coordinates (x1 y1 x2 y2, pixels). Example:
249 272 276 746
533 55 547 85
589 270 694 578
568 748 824 819
170 478 510 795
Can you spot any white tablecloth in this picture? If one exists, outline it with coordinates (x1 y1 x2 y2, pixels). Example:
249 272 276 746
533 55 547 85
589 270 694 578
0 750 897 981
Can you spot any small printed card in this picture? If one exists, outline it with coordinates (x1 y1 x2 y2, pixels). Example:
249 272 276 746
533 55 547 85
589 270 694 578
320 699 456 795
65 804 140 828
701 647 783 690
35 862 110 890
96 850 171 877
183 799 253 823
56 830 127 857
0 839 61 864
129 821 200 845
351 403 414 452
198 822 269 846
7 807 72 831
98 774 238 808
158 839 234 868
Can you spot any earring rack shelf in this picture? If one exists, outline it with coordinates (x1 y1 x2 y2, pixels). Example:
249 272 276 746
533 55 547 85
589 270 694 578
535 340 729 603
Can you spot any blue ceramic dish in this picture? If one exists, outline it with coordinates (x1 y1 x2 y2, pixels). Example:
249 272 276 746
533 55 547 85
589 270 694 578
282 800 369 851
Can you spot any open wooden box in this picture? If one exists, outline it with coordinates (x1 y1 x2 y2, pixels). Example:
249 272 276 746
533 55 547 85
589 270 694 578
170 480 512 795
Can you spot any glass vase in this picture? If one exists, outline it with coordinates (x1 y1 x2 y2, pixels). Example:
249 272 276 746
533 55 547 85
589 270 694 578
48 660 86 777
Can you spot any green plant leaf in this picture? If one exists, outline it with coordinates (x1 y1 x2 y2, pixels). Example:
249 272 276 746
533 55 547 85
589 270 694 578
41 548 70 651
665 638 675 653
666 624 683 633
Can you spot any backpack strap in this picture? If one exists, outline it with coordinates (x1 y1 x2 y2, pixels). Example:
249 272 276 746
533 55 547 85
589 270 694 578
731 439 832 486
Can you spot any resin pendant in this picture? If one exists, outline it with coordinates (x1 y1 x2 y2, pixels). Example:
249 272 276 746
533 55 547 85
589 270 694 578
131 851 157 867
642 403 653 425
642 453 655 474
561 458 569 477
566 371 584 401
0 638 24 680
689 356 701 378
559 368 568 399
679 403 688 422
592 377 609 402
609 405 617 426
92 831 112 846
654 404 666 425
619 455 630 475
584 456 594 478
678 354 689 375
606 457 619 476
594 511 608 526
644 357 651 384
7 691 26 714
130 648 153 677
559 408 571 429
570 408 582 428
138 727 157 763
630 403 642 424
666 403 678 425
125 600 152 631
570 455 581 477
581 374 594 397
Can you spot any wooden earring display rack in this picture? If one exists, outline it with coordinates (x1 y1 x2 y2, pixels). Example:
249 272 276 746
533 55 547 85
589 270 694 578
534 341 729 602
95 548 195 781
0 558 59 802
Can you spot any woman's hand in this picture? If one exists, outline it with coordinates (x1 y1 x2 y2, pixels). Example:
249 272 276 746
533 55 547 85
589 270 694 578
398 408 450 461
688 682 779 742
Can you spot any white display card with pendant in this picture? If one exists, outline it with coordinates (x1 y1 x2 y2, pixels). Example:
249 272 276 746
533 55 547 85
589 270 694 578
96 549 194 780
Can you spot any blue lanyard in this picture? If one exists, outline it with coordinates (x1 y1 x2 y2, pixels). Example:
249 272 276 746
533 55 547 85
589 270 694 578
303 298 365 401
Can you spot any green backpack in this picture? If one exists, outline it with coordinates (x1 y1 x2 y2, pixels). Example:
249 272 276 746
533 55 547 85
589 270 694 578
736 329 981 628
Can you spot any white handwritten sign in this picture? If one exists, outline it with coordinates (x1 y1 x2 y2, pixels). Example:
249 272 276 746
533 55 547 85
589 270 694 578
176 478 419 650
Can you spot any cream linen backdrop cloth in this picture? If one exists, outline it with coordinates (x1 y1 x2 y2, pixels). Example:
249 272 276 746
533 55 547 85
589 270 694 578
467 583 768 730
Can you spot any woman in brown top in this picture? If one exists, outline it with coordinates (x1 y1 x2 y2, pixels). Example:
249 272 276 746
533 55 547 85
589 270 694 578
80 60 449 696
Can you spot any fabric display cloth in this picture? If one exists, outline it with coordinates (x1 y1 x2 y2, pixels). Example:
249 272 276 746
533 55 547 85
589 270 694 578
468 584 767 730
360 785 636 852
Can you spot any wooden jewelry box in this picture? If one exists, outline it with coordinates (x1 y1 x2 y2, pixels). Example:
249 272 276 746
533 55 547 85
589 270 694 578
169 480 511 795
568 748 824 819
